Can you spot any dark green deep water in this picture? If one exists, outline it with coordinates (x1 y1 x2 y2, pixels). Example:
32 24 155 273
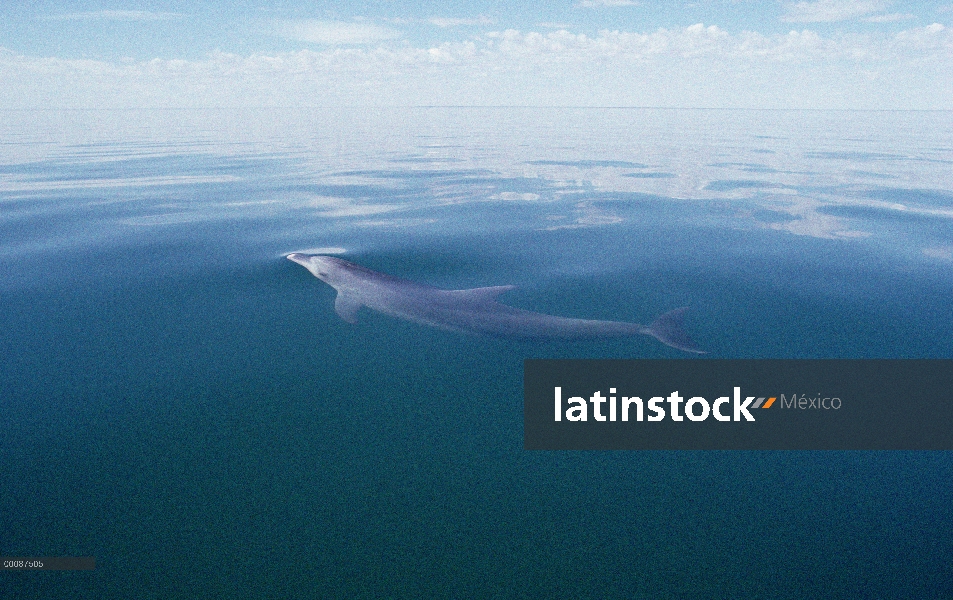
2 108 953 597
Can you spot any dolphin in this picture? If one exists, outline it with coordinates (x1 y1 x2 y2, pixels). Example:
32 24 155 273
286 253 704 353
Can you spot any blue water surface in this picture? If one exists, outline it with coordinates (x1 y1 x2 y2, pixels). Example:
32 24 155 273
2 107 953 597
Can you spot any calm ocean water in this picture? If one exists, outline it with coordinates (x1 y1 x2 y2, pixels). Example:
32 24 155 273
2 108 952 597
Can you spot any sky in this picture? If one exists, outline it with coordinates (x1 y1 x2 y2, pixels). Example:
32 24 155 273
0 1 951 109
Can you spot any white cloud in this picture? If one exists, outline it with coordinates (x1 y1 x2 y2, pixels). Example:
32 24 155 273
576 0 639 7
428 16 496 28
275 20 400 45
1 23 950 110
866 13 915 22
892 22 948 47
43 11 183 21
781 0 888 23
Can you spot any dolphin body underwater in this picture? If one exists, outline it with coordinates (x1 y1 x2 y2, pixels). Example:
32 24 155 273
287 253 704 353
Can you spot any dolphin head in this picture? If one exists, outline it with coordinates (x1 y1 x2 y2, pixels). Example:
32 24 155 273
287 253 351 286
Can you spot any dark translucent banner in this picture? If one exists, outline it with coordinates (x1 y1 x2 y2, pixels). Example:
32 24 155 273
524 360 953 450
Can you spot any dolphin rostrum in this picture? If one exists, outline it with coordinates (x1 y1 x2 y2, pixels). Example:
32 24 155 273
287 253 704 353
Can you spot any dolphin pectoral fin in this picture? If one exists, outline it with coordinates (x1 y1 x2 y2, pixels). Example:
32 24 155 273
447 285 517 302
646 307 705 354
334 293 362 324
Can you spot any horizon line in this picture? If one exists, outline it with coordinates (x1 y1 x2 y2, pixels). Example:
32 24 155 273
4 106 952 112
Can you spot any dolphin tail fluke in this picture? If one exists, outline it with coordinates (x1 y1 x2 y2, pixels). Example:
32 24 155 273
646 307 705 354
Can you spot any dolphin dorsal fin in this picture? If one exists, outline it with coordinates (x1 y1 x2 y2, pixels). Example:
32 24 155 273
645 307 705 354
334 293 362 324
447 285 516 302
